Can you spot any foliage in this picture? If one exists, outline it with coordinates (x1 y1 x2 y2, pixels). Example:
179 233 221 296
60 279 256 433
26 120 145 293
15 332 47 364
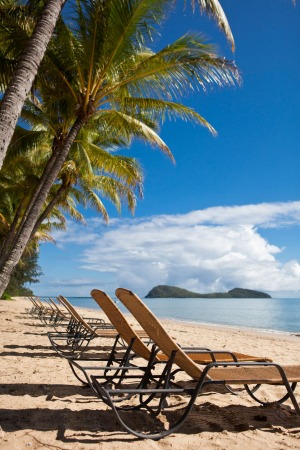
0 0 240 246
0 0 240 297
4 248 42 297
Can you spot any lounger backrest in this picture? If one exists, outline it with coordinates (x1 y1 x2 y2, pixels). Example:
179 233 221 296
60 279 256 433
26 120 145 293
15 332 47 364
45 299 56 312
91 289 152 360
50 298 68 317
59 295 95 333
116 288 203 381
35 297 47 308
30 297 40 308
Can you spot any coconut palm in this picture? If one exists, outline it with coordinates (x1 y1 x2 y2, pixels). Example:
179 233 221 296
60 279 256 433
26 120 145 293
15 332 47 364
0 0 67 170
0 0 235 170
0 149 66 280
0 115 145 269
31 138 145 235
0 135 64 259
0 0 240 296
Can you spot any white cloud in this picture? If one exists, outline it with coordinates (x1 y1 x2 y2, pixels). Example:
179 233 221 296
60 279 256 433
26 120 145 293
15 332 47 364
39 201 300 297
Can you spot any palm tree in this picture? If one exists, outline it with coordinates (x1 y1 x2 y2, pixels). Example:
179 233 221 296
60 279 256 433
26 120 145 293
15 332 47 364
0 133 64 262
0 150 65 291
0 115 145 268
0 0 67 170
0 127 145 298
0 0 240 296
31 134 145 235
0 0 235 170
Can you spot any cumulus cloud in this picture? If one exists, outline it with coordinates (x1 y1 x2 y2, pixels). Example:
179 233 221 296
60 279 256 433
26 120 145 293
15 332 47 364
41 201 300 296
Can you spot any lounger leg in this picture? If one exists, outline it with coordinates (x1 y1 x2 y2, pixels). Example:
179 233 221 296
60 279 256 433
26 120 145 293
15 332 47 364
245 381 299 411
90 353 202 440
225 383 261 395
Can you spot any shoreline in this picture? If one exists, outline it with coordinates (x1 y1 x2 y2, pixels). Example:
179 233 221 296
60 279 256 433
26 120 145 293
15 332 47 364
18 296 300 339
160 316 300 340
1 297 300 449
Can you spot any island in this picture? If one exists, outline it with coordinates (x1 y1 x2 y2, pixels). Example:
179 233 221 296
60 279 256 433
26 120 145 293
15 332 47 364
145 286 271 299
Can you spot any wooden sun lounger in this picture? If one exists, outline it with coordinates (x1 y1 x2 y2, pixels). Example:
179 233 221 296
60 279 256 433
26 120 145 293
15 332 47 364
47 295 119 357
89 288 300 440
91 289 271 364
28 297 54 319
69 289 270 388
67 290 153 387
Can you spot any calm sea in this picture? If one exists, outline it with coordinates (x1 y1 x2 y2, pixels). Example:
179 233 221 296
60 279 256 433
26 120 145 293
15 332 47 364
66 296 300 334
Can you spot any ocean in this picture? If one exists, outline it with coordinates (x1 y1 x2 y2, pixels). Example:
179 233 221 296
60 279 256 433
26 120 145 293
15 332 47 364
65 296 300 334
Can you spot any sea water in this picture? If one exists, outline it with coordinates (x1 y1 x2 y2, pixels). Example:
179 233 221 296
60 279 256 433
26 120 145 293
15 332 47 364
66 296 300 334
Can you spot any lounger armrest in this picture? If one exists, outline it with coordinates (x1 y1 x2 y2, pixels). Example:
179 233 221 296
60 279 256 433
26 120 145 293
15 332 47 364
182 349 243 361
199 361 286 384
85 317 105 324
205 361 277 369
92 325 115 331
177 344 211 353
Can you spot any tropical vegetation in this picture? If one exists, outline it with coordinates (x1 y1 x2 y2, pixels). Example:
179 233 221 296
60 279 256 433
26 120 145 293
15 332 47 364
0 0 239 297
4 248 42 298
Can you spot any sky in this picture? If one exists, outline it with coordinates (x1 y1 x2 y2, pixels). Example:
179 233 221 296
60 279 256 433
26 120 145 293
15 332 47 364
36 0 300 298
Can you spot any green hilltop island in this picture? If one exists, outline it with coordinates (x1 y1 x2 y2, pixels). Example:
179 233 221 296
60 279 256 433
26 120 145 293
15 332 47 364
145 286 271 299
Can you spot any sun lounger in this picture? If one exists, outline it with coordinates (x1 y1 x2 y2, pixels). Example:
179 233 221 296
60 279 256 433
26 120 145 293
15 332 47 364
47 295 119 357
69 289 268 388
70 289 273 390
28 297 54 321
67 290 154 387
91 289 270 364
28 296 72 329
72 289 265 387
89 288 300 440
49 298 71 319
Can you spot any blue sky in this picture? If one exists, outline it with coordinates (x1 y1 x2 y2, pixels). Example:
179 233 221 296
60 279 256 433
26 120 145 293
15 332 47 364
36 0 300 298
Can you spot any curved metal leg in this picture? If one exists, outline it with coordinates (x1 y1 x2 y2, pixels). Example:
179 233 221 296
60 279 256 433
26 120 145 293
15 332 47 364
225 384 261 395
92 382 196 440
245 382 298 406
68 360 91 386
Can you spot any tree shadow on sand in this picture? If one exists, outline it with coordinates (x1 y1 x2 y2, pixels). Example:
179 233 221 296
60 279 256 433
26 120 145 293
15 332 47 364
0 383 93 399
1 350 61 357
1 343 113 358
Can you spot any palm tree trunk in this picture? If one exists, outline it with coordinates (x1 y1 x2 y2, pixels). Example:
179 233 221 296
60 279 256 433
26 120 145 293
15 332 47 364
31 183 68 237
14 140 62 238
0 115 86 297
0 0 66 170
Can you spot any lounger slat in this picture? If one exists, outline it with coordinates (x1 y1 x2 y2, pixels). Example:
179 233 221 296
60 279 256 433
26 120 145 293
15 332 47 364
91 290 153 360
209 364 300 384
156 352 270 364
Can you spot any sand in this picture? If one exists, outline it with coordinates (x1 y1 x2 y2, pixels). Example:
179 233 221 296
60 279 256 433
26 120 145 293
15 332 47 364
1 296 300 449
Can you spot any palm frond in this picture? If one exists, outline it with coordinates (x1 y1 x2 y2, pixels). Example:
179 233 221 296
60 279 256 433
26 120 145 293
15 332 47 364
81 187 109 222
120 97 217 134
110 34 240 101
0 52 17 91
92 0 169 90
191 0 235 51
93 109 174 160
8 127 49 158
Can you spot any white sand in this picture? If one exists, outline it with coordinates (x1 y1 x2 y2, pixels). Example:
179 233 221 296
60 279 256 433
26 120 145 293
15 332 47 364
1 297 300 449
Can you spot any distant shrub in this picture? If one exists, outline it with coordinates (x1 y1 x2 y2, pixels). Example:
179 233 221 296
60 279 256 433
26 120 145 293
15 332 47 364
1 292 12 300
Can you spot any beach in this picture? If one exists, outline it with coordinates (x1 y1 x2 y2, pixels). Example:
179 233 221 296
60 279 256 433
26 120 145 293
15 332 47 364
1 297 300 449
